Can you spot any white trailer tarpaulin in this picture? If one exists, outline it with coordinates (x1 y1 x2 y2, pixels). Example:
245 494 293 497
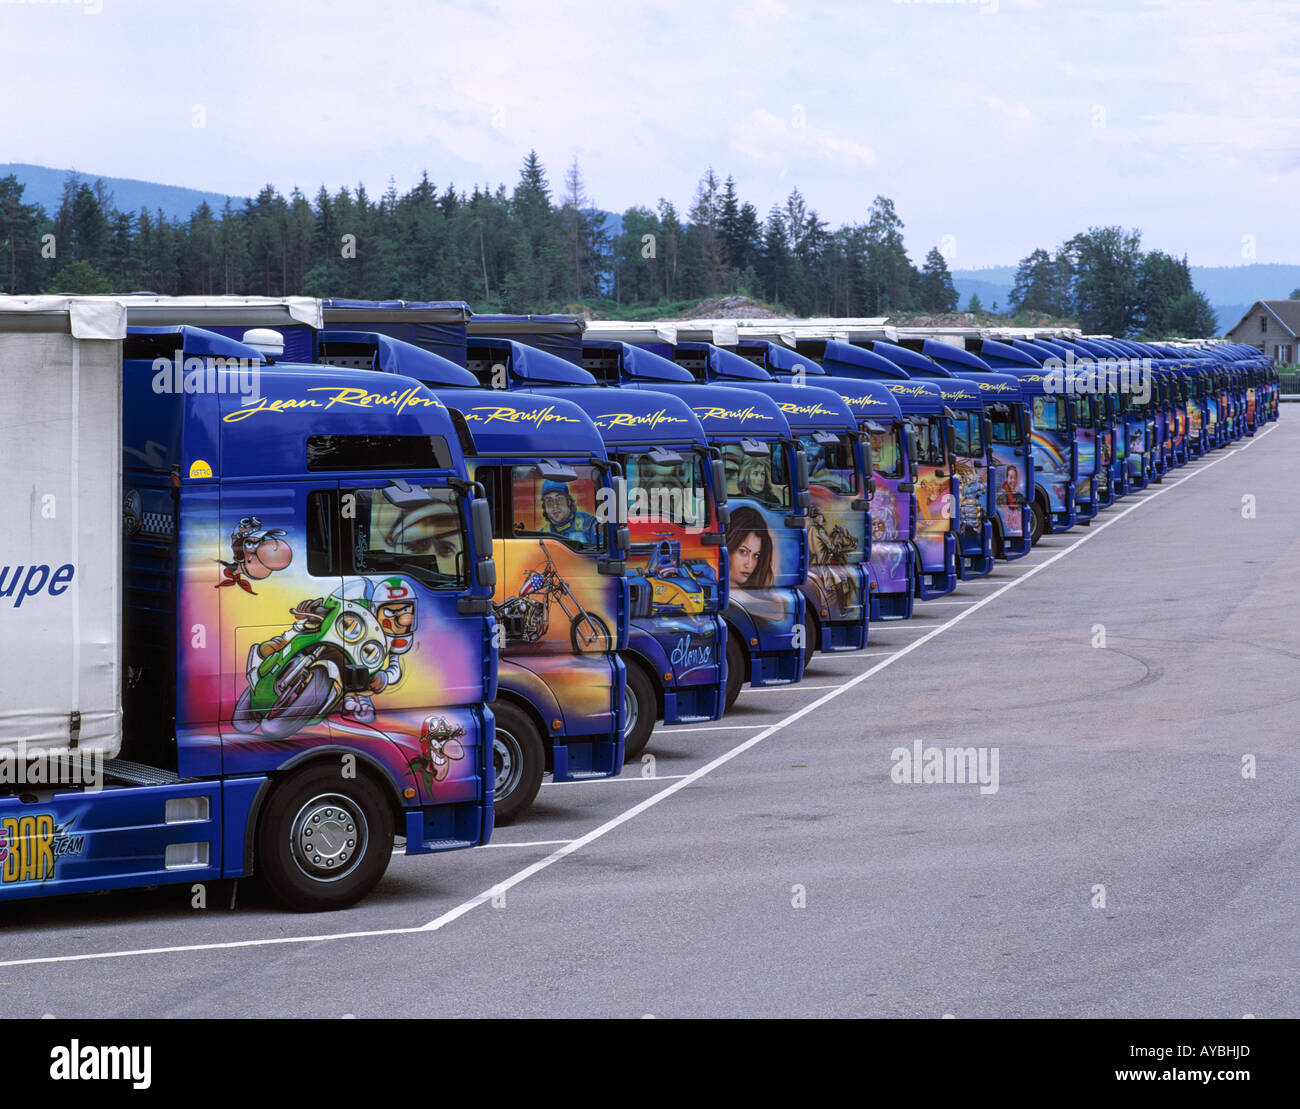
0 297 125 758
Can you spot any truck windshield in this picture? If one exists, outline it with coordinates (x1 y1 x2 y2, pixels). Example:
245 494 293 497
798 433 858 494
1031 396 1068 432
511 463 604 551
868 425 904 478
721 441 793 510
951 411 983 457
621 451 707 527
354 487 467 589
987 404 1021 446
906 415 946 465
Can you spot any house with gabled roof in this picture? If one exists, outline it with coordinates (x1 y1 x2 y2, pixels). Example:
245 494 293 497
1225 300 1300 364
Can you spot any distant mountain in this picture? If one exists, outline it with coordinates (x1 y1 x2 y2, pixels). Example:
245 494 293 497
951 273 1015 313
954 263 1300 334
0 163 246 222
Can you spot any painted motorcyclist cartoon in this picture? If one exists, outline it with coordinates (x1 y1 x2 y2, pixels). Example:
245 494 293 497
216 516 292 593
233 576 418 738
538 479 600 545
494 541 610 654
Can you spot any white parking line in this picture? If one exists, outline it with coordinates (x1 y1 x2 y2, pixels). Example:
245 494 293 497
392 837 577 852
543 773 688 786
743 684 839 693
0 425 1272 970
479 839 575 849
653 724 766 733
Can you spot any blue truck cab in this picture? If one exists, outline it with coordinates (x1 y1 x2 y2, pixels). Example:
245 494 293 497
592 336 810 708
1004 358 1079 539
0 313 499 912
481 336 730 758
1070 338 1151 491
756 340 918 621
685 340 873 662
318 331 629 823
803 341 959 598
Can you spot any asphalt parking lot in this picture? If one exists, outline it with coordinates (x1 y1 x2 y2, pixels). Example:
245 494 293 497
1 418 1294 1018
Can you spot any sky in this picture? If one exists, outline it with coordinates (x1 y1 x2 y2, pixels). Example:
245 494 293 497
2 0 1298 269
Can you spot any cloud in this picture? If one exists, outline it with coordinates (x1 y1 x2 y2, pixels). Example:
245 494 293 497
733 0 789 28
730 108 876 171
982 95 1037 124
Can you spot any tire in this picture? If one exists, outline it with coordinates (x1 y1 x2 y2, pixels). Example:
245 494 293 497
570 612 610 655
491 701 544 825
256 764 394 912
1029 497 1047 546
621 663 657 761
802 610 820 671
724 629 745 712
261 666 335 740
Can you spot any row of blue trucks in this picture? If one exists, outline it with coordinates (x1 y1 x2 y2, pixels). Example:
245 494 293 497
0 296 1277 910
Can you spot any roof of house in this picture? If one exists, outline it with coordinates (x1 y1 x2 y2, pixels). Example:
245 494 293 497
1228 300 1300 338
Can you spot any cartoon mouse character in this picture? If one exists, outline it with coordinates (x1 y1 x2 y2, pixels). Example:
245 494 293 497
217 516 292 593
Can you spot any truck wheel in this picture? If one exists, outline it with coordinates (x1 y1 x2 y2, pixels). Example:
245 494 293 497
724 631 745 712
802 611 820 671
257 765 394 912
491 701 544 825
621 663 657 760
1029 498 1047 546
261 667 334 739
570 612 610 654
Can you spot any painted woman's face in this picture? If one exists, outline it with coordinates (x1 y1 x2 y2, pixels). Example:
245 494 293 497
730 531 761 585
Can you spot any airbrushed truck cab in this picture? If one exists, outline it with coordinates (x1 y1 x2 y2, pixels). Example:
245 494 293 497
974 341 1078 541
1003 335 1097 522
479 335 729 759
1026 337 1126 504
771 341 918 620
319 331 629 823
943 361 1037 556
0 305 497 912
795 340 958 598
1069 338 1151 491
684 340 872 663
889 340 1001 577
586 330 811 709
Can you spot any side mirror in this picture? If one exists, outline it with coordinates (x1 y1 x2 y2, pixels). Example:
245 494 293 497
945 424 956 456
859 436 873 476
795 450 809 491
710 458 728 506
476 559 497 589
616 525 630 554
609 475 628 525
798 490 811 510
471 498 494 556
